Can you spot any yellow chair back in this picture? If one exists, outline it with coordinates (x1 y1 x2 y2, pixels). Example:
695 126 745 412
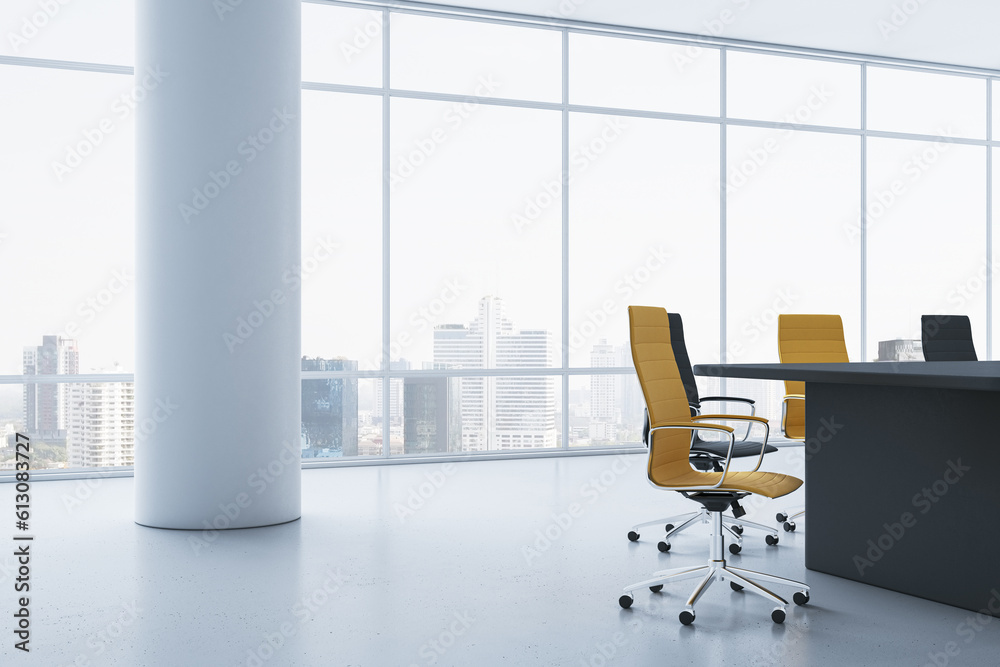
777 314 848 439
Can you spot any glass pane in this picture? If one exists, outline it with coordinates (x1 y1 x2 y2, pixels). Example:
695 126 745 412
994 81 1000 141
389 98 561 369
391 13 560 102
0 64 135 374
726 51 861 129
995 146 1000 360
568 374 645 448
302 3 382 87
727 127 861 422
568 113 720 367
867 67 986 139
301 374 378 459
0 0 133 65
570 33 720 116
301 91 382 369
867 138 987 357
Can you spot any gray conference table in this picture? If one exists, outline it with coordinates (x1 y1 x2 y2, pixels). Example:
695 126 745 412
692 360 1000 616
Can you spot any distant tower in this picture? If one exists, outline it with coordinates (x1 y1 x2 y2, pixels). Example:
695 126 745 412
23 335 78 440
67 378 134 467
403 376 462 454
589 340 617 442
375 359 410 425
433 296 556 451
301 357 359 458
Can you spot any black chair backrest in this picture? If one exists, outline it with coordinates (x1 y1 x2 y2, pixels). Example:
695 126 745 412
921 315 978 361
668 312 701 409
642 313 699 446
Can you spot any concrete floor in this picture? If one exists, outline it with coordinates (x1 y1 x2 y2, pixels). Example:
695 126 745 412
2 448 999 666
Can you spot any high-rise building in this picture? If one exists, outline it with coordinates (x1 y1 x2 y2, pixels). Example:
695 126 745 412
403 376 462 454
301 357 359 458
433 296 556 451
375 359 409 425
589 340 617 442
67 378 134 467
23 335 79 440
877 339 923 362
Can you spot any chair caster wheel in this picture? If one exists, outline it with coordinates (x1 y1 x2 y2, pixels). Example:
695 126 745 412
657 541 671 553
664 523 675 533
619 595 633 609
730 582 744 592
771 607 786 624
776 512 788 522
649 585 663 593
729 543 742 555
731 525 744 535
783 521 796 532
766 534 780 546
627 531 640 542
793 591 810 606
679 609 695 625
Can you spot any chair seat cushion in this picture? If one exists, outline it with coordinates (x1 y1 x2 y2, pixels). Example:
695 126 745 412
650 467 803 498
690 438 777 460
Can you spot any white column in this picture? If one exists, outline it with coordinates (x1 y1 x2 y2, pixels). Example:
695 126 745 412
135 0 301 529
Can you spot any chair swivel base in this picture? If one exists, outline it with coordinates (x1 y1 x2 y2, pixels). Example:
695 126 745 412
627 508 780 553
619 512 809 624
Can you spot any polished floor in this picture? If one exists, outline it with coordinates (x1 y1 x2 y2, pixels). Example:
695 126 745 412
3 446 999 666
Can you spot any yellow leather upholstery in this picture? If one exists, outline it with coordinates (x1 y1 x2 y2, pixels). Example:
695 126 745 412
629 306 802 499
777 314 848 440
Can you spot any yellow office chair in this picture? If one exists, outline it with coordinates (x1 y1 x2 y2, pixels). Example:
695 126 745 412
619 306 810 625
775 313 849 531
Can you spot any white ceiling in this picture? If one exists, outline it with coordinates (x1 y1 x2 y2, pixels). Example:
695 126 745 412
419 0 1000 71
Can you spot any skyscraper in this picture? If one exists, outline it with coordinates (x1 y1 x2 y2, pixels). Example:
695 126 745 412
403 376 462 454
589 340 617 442
374 359 409 425
67 379 134 467
433 296 556 451
301 357 359 458
23 335 78 440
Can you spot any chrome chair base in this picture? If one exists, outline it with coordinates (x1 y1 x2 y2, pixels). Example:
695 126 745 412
620 512 809 624
629 507 780 551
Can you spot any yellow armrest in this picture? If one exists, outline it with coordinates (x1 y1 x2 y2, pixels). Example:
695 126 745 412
692 414 769 424
651 421 735 433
